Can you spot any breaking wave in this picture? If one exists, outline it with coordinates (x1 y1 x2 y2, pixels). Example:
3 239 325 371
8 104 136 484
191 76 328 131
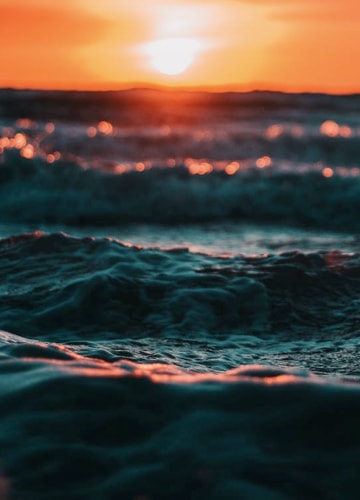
1 152 360 230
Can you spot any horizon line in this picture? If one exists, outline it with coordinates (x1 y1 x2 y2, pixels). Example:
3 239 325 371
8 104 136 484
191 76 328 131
1 82 360 97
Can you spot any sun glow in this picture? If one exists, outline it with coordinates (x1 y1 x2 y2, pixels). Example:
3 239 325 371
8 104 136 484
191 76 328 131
145 38 201 76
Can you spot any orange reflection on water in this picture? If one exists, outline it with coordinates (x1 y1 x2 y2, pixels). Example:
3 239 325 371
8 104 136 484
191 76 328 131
114 163 131 174
325 250 347 272
194 130 213 142
87 126 97 138
225 161 240 175
322 167 334 178
256 156 272 168
136 162 145 172
266 124 283 139
188 163 199 175
97 121 113 135
0 137 10 148
321 120 353 138
16 118 32 129
20 350 311 388
291 125 304 138
20 144 34 159
166 158 176 168
45 122 55 134
187 160 213 175
199 162 212 175
14 132 27 149
161 125 171 136
320 120 339 137
139 364 303 386
339 125 352 138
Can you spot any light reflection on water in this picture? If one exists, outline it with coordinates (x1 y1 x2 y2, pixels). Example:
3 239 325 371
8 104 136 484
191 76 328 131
1 112 360 175
0 222 357 257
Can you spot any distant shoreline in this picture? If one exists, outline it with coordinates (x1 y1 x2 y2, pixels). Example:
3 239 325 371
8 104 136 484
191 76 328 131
0 85 359 98
1 88 359 127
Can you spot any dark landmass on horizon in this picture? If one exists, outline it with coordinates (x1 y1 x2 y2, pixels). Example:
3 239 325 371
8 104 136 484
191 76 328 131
1 87 359 126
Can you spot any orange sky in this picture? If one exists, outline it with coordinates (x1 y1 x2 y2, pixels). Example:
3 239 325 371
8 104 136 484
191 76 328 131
1 0 360 93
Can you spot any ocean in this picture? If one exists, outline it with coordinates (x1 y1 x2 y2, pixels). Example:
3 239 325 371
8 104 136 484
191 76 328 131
0 88 360 499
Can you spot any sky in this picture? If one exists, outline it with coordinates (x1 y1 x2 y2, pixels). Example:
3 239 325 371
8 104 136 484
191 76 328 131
1 0 360 93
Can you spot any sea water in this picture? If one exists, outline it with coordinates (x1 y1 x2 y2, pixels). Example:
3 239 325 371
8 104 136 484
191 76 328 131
0 89 359 499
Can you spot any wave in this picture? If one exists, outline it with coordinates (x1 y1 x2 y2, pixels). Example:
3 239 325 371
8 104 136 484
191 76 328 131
0 328 359 500
1 152 360 230
2 90 360 500
1 230 360 498
32 121 360 166
1 232 359 348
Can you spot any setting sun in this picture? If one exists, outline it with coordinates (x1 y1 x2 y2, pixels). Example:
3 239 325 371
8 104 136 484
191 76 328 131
145 38 201 76
0 0 360 93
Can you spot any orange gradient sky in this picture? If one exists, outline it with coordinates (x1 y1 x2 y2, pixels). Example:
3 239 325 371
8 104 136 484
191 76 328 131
1 0 360 93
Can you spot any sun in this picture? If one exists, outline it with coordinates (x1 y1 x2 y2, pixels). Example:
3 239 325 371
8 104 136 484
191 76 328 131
146 38 200 76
